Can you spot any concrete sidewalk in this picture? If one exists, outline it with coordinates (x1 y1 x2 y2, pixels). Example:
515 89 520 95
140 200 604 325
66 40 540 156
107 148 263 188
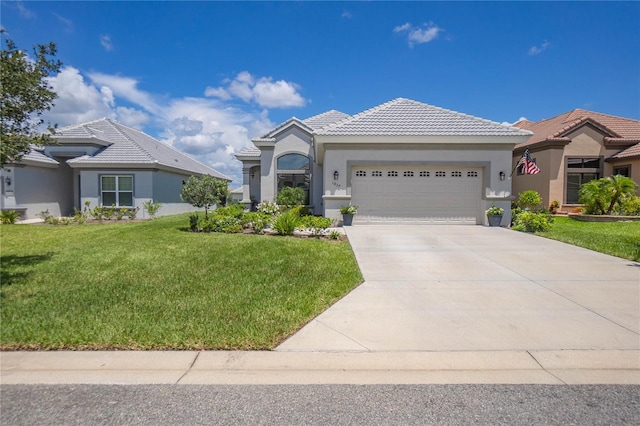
2 225 639 385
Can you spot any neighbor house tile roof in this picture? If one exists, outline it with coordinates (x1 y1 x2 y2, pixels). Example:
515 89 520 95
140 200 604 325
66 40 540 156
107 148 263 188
315 98 532 136
514 109 640 151
57 119 230 180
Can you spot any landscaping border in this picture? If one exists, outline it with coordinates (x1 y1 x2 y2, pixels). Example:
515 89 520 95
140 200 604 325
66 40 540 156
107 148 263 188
568 213 640 222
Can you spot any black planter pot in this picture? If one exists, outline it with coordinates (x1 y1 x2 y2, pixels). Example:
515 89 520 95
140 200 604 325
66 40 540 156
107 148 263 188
487 215 503 227
342 213 354 226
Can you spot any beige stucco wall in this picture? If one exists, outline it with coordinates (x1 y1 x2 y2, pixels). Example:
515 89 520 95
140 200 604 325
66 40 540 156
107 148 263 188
513 125 639 209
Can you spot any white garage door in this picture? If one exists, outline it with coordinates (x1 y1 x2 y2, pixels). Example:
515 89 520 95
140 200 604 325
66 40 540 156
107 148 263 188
351 166 483 224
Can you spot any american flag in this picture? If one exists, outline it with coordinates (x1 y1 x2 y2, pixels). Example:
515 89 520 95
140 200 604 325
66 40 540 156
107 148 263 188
516 149 541 175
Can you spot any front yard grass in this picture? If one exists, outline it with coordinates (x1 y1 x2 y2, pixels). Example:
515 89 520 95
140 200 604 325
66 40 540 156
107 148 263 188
0 214 363 350
536 216 640 261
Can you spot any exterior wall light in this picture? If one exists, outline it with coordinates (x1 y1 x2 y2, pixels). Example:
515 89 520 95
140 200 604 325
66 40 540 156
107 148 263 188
499 171 505 181
333 171 339 180
5 177 11 186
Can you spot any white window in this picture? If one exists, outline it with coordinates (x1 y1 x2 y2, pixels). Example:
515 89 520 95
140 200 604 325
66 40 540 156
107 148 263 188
276 154 310 205
101 175 133 207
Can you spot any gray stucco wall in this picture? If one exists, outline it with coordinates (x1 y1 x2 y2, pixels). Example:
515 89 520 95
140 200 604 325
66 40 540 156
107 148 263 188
5 163 73 219
78 169 200 218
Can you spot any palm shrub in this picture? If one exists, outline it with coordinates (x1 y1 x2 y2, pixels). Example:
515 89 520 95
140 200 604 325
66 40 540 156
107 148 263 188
0 210 20 224
273 208 300 236
579 175 639 215
143 199 162 218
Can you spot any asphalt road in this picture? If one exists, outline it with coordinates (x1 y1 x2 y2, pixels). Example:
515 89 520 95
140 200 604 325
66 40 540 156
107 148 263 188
2 384 638 425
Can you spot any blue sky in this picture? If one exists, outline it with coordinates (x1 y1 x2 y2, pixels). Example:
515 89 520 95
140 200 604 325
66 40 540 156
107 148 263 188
2 1 639 185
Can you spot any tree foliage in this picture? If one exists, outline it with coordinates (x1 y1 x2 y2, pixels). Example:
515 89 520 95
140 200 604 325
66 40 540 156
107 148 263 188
1 34 62 166
180 174 229 218
579 175 638 215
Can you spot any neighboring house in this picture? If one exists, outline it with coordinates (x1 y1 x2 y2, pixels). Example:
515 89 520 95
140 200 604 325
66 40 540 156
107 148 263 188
513 109 640 211
235 98 532 225
229 187 243 204
0 118 230 220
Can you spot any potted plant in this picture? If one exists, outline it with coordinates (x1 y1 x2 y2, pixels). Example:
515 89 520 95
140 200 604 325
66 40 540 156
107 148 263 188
486 205 504 227
340 204 358 226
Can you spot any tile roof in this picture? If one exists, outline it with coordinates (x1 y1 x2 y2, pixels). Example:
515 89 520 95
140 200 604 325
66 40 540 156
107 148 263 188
57 119 230 180
302 110 350 130
515 109 640 150
235 146 261 157
21 147 59 166
316 98 532 136
609 142 640 160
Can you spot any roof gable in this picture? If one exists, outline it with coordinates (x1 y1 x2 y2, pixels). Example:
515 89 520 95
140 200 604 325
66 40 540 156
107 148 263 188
316 98 532 137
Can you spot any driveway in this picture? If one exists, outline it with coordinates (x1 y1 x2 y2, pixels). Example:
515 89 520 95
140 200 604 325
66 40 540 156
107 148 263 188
277 225 640 352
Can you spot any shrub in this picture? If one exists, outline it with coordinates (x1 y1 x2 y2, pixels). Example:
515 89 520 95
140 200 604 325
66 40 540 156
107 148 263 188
517 190 542 211
328 230 342 240
257 200 279 215
189 213 200 232
0 210 20 224
619 196 640 216
214 204 245 218
241 212 272 233
143 200 162 218
276 187 305 207
299 215 334 236
512 211 552 233
273 209 300 236
203 215 243 233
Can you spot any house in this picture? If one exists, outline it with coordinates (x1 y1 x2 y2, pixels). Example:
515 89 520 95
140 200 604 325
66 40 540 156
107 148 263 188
513 110 640 211
235 98 532 225
0 118 231 220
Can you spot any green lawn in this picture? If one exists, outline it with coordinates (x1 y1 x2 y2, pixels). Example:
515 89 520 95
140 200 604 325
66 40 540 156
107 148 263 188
0 215 363 350
536 216 640 261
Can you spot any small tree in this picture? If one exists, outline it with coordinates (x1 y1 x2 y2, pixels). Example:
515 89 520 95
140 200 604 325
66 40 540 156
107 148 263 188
579 175 638 215
1 34 62 166
180 174 228 218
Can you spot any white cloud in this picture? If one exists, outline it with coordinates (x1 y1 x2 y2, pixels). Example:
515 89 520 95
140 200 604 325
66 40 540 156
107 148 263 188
528 41 550 56
44 67 278 185
16 1 35 19
45 66 115 125
342 10 352 19
100 35 113 52
205 71 307 108
53 13 74 32
394 22 443 48
88 72 160 114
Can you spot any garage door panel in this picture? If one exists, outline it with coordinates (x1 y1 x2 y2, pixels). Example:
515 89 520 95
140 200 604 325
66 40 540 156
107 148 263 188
351 166 482 224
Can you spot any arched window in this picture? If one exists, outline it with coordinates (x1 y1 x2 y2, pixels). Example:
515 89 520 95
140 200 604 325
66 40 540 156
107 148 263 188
276 153 310 204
